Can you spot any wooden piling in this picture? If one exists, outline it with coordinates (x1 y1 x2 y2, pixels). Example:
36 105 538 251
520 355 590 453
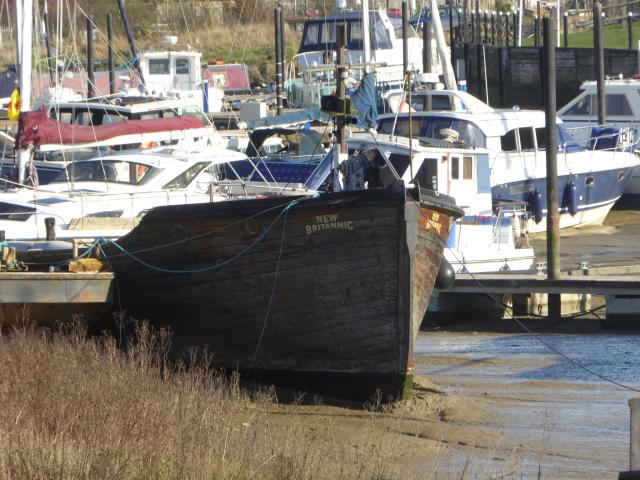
594 2 605 126
543 18 561 320
274 7 283 115
403 2 409 77
107 14 115 95
563 12 569 47
628 12 634 50
86 18 94 99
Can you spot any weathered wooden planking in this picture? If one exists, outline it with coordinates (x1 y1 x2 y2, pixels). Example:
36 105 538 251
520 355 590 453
106 188 461 400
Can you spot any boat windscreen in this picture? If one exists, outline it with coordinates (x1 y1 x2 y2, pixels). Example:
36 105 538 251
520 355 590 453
54 160 155 185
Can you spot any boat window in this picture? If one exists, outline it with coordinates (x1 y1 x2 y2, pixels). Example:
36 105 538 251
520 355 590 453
500 129 517 151
564 94 592 115
414 157 438 190
371 16 392 49
463 156 473 179
535 127 546 150
102 113 125 125
451 157 459 179
302 22 320 47
57 160 153 185
430 94 453 110
605 94 633 116
149 59 170 75
320 22 338 44
163 161 210 189
349 19 363 44
519 127 536 150
0 202 35 221
175 58 190 75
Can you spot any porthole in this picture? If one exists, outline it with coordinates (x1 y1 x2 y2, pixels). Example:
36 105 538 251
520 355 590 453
617 171 625 182
585 177 595 187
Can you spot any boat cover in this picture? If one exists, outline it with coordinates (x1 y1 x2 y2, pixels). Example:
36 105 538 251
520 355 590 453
350 73 378 129
15 109 205 148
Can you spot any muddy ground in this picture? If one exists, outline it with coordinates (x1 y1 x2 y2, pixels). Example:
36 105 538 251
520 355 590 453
263 212 640 479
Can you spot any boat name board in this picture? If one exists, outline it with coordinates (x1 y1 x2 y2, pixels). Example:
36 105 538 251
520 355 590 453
419 211 448 237
305 214 355 235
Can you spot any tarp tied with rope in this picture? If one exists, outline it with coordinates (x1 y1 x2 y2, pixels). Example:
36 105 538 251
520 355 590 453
15 109 205 149
350 73 378 129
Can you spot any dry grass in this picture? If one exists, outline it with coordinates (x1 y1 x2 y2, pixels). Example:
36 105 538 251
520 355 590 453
0 319 426 479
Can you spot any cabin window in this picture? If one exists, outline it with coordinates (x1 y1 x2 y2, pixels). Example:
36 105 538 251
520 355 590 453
163 161 210 189
0 202 35 221
605 94 633 116
320 22 337 44
58 160 152 185
371 16 392 49
430 94 453 110
500 129 518 151
451 157 459 179
175 59 190 75
349 20 363 44
149 59 170 75
535 127 546 150
463 156 473 179
519 127 536 150
414 157 438 190
564 94 592 115
302 23 320 46
102 114 125 125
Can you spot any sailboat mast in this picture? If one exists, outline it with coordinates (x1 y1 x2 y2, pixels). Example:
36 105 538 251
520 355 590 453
362 0 370 72
16 0 33 184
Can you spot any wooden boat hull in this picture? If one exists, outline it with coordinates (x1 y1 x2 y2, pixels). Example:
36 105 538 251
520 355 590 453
104 187 461 400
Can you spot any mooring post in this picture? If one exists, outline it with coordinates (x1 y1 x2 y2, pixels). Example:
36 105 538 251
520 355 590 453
476 0 481 42
86 17 94 99
274 7 283 115
45 217 56 242
336 22 347 154
630 398 640 471
513 10 518 46
279 6 286 107
423 20 433 111
563 12 569 47
463 0 468 43
534 17 540 47
543 18 561 320
476 43 483 98
107 13 115 95
594 2 605 126
628 12 634 50
497 12 503 46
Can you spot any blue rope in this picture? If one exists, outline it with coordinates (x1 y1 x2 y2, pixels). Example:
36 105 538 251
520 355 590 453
98 198 301 275
249 206 290 370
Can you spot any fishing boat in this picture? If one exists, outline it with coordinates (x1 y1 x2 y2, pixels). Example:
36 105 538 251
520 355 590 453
376 105 640 231
99 154 462 401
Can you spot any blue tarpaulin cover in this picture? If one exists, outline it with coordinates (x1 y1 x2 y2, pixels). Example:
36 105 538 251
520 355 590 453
350 73 378 129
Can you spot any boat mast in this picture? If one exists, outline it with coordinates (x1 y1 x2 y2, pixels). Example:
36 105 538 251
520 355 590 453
362 0 370 73
15 0 33 185
429 0 457 90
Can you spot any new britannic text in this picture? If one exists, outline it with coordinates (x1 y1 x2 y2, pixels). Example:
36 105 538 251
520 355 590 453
305 214 354 235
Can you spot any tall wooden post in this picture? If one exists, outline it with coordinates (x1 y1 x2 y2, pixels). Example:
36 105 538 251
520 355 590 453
86 18 94 98
274 7 283 115
543 17 561 320
594 2 605 125
336 23 347 153
483 11 488 44
107 14 116 95
563 12 569 47
628 12 634 50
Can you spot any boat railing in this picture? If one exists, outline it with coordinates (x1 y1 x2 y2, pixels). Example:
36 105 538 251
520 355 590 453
564 124 638 152
492 201 530 249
